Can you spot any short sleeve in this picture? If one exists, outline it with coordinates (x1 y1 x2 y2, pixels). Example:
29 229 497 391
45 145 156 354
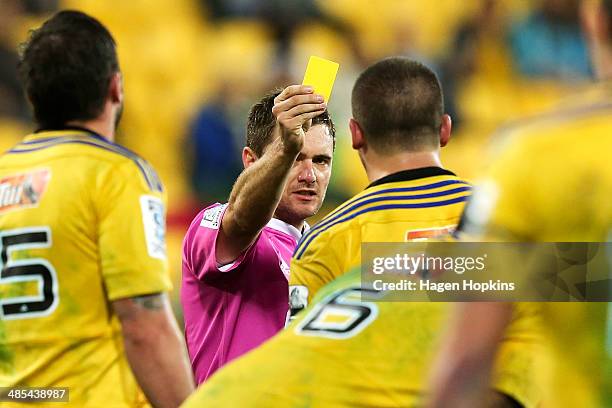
95 160 172 300
182 203 256 281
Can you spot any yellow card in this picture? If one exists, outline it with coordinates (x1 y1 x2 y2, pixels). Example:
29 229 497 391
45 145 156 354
302 56 339 103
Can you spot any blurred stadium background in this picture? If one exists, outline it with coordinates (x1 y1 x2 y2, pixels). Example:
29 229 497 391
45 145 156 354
0 0 593 318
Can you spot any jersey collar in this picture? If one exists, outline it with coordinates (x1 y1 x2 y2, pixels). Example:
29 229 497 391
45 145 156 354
267 218 310 241
368 167 456 188
24 126 108 143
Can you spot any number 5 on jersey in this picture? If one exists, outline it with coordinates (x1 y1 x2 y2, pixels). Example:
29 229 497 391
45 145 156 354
0 227 58 320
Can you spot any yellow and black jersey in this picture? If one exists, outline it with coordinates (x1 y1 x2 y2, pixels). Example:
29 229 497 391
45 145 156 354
460 85 612 242
183 267 542 408
0 128 171 407
290 167 471 306
459 83 612 408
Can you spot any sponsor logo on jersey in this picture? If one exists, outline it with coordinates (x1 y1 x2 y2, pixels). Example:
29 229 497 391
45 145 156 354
0 169 50 214
140 195 167 260
200 204 227 230
289 285 309 313
405 225 455 241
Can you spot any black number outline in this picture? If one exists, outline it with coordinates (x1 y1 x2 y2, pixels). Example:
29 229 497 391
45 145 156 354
0 227 58 320
294 287 379 339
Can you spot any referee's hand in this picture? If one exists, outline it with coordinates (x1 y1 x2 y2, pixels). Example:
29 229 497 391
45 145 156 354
272 85 327 154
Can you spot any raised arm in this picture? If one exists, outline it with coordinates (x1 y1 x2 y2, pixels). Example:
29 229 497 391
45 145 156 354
216 85 326 264
113 293 195 408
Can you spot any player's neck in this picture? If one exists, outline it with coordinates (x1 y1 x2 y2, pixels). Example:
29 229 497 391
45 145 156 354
364 150 443 184
66 116 115 142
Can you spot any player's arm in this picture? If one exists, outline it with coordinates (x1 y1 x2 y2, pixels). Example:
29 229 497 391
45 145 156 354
217 85 326 264
426 303 514 408
113 293 194 408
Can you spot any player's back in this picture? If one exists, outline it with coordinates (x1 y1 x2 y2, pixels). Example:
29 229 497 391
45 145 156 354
0 129 167 407
508 108 612 408
184 267 541 408
290 167 471 303
480 94 612 241
463 86 612 407
276 169 540 406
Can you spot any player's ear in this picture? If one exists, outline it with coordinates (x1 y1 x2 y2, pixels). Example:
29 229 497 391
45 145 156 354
349 118 365 150
242 147 258 169
439 114 452 148
109 72 123 105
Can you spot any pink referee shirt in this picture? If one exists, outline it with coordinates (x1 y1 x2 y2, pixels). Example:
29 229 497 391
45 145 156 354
181 203 305 384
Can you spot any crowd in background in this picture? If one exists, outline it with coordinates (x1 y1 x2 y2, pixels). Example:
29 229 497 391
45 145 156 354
0 0 594 313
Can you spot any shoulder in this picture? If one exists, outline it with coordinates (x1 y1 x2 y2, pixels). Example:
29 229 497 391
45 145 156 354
10 132 163 193
91 137 163 193
183 203 228 250
294 178 472 260
182 203 227 265
493 92 612 154
185 203 227 236
197 203 228 229
293 195 364 261
310 267 362 302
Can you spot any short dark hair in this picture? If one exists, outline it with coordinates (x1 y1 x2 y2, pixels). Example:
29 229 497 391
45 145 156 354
351 57 444 154
246 89 336 157
18 10 119 128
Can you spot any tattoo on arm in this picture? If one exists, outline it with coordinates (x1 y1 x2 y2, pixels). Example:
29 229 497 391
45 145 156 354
131 293 166 310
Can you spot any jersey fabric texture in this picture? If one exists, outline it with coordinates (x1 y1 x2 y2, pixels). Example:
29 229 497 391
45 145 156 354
182 203 304 384
0 129 171 407
459 83 612 408
183 268 542 408
290 167 471 305
181 167 540 406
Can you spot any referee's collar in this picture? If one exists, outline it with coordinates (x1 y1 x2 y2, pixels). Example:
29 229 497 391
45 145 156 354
267 218 309 241
367 167 456 188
